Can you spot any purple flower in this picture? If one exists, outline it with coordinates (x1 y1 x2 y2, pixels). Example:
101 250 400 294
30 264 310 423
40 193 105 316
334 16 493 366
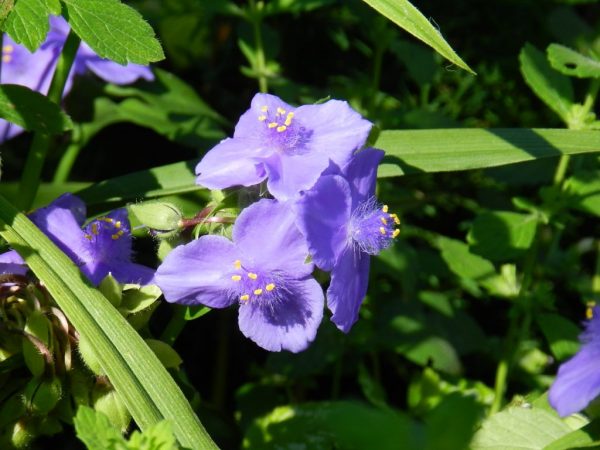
0 250 27 276
0 16 154 141
155 199 324 352
195 93 372 201
295 148 400 332
21 193 154 285
549 307 600 416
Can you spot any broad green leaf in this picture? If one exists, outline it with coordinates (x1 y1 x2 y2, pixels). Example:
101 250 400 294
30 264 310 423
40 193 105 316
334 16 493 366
0 84 73 133
548 44 600 78
438 237 497 283
519 43 574 123
0 195 217 449
536 313 581 361
544 419 600 450
128 420 178 450
566 170 600 217
376 129 600 177
62 0 164 65
243 402 423 450
468 211 538 262
3 0 50 51
73 406 125 450
471 405 581 450
0 0 14 28
360 0 474 74
185 305 211 321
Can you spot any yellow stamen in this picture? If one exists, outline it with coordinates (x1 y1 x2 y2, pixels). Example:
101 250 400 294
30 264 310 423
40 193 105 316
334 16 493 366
260 105 268 112
84 234 92 241
231 275 242 281
234 260 242 269
115 221 122 229
587 301 596 319
254 288 263 295
284 112 294 126
392 229 400 238
268 122 278 128
3 45 13 53
379 227 386 235
276 107 286 115
382 205 389 213
240 294 250 301
266 283 275 291
390 214 400 225
3 54 11 63
258 115 267 121
247 272 258 280
276 125 287 132
381 217 387 225
91 223 99 235
111 230 124 240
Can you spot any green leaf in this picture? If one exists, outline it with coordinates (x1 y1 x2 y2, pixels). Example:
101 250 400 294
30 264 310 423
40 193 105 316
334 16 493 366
120 284 162 314
376 129 600 177
519 43 574 123
3 0 51 51
0 84 73 133
0 195 217 449
438 237 497 284
0 0 15 28
468 211 538 262
184 305 211 321
62 0 164 65
536 313 581 361
544 419 600 450
547 44 600 79
566 170 600 217
74 406 126 450
127 420 178 450
360 0 474 74
471 405 582 450
145 339 182 369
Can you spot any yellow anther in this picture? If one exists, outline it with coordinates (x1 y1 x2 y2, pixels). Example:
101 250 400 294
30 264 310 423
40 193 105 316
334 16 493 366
261 105 268 112
234 260 242 269
379 227 386 235
587 301 596 319
392 229 400 238
268 122 278 128
91 223 99 235
258 115 267 121
276 125 287 132
254 288 263 295
390 214 400 225
100 217 113 223
84 234 93 241
382 205 389 213
2 54 11 63
284 112 294 126
247 272 258 280
231 275 242 281
380 217 388 225
266 283 275 291
3 45 13 53
115 221 122 228
240 294 250 302
276 107 286 115
111 230 124 240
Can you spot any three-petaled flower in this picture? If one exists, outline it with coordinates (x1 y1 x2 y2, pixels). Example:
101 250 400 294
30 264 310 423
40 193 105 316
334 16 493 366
549 306 600 416
295 148 400 332
155 199 324 352
1 194 154 285
0 16 153 142
195 93 372 200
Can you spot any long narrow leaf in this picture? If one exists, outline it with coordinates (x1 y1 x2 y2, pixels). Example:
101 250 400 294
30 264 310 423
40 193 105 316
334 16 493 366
0 195 218 450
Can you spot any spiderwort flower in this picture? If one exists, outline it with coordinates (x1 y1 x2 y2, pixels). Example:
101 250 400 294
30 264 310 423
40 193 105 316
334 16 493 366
0 16 153 142
155 199 324 352
0 250 27 276
295 148 400 332
549 306 600 416
25 193 154 285
195 93 373 200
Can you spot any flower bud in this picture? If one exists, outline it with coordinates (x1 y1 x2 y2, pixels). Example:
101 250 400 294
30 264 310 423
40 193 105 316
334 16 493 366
93 389 131 433
24 377 62 415
77 335 104 376
128 202 182 232
22 310 53 377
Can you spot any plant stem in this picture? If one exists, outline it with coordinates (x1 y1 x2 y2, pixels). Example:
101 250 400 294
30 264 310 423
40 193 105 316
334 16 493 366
17 30 80 210
248 0 268 93
160 305 188 346
52 128 83 183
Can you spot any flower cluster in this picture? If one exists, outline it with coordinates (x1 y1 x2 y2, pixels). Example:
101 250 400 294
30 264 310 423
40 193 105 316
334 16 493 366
157 93 400 352
0 16 153 142
1 194 154 286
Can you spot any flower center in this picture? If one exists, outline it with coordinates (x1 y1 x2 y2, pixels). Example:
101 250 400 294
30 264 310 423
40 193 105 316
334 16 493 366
257 105 312 155
230 259 281 304
84 216 125 242
348 199 400 255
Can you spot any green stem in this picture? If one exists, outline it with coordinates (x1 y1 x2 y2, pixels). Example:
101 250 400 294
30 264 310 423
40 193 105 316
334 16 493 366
248 0 268 93
160 305 188 346
52 138 83 184
17 30 81 210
